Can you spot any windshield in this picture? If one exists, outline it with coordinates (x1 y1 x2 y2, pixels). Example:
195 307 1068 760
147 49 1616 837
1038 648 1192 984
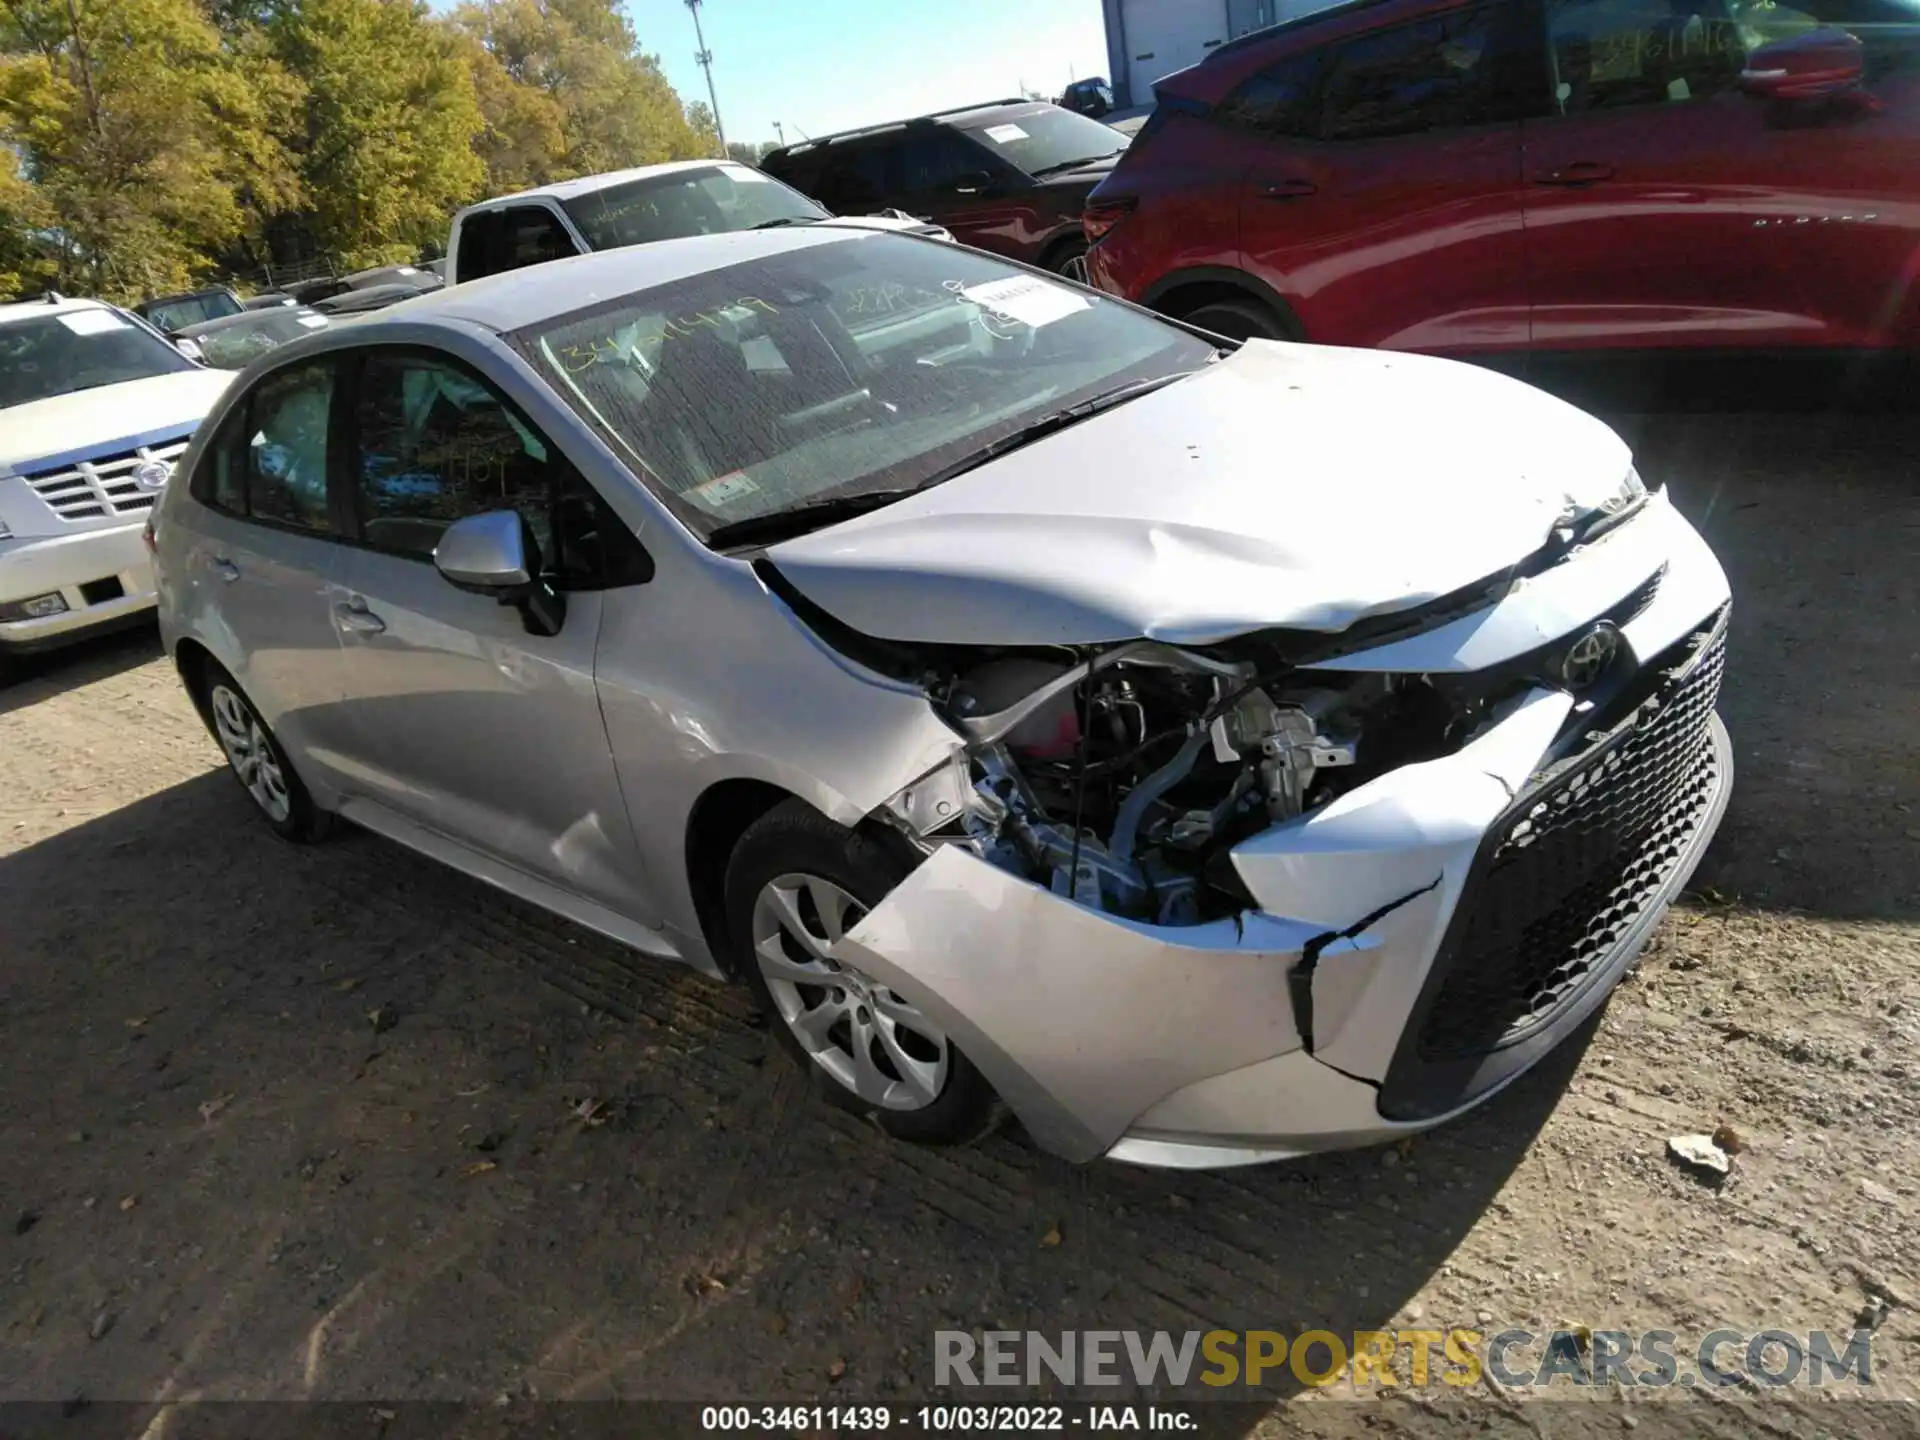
193 311 329 369
955 107 1129 175
563 165 831 251
0 308 195 409
513 233 1213 541
143 292 241 332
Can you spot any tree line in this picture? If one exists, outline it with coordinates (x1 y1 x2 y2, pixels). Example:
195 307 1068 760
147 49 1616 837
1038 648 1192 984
0 0 726 301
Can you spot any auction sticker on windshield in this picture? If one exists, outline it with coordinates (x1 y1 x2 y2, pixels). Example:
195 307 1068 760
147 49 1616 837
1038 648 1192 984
984 123 1029 143
960 276 1088 329
691 471 760 507
59 309 127 336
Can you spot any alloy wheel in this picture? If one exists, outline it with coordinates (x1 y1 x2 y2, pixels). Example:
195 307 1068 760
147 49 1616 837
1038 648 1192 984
209 682 292 824
750 872 950 1111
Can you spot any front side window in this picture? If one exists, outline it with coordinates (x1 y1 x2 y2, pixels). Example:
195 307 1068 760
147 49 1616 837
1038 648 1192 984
953 107 1130 176
562 166 829 250
0 309 195 409
514 232 1216 542
234 361 334 532
352 353 557 560
1318 3 1531 138
1546 0 1748 110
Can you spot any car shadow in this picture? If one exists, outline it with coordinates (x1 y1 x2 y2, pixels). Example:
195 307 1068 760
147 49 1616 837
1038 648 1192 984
0 771 1571 1414
0 622 164 716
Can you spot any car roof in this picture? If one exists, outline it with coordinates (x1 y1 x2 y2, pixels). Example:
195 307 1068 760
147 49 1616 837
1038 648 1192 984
457 160 743 215
177 307 319 337
321 225 869 335
765 100 1051 162
0 294 116 327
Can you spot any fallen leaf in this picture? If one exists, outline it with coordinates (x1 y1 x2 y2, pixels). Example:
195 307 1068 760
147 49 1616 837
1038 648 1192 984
571 1097 607 1128
335 978 361 992
1711 1123 1747 1155
1667 1133 1731 1180
367 1006 396 1035
124 1017 148 1029
688 1271 728 1296
827 1357 847 1382
118 1195 138 1212
769 1313 788 1336
1040 1223 1063 1247
461 1161 497 1178
198 1094 234 1125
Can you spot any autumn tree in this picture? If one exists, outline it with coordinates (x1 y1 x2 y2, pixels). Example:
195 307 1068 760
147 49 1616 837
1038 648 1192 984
0 0 300 299
453 0 719 194
263 0 485 268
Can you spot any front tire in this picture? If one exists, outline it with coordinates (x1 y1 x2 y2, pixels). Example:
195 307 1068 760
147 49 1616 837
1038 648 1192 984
1180 295 1295 343
723 800 999 1144
197 663 330 843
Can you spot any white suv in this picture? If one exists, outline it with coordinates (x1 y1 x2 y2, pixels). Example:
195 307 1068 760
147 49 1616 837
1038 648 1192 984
0 294 234 659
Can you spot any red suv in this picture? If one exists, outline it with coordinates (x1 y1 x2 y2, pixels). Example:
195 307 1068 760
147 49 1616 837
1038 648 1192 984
1084 0 1919 360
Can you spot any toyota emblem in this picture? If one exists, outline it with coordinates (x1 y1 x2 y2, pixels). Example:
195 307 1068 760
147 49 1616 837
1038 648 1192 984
132 458 173 492
1561 622 1621 691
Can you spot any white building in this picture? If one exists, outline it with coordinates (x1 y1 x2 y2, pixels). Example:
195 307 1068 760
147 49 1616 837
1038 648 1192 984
1100 0 1339 108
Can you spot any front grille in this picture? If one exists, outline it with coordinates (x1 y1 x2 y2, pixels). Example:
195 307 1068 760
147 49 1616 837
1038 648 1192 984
1389 612 1728 1101
24 438 190 521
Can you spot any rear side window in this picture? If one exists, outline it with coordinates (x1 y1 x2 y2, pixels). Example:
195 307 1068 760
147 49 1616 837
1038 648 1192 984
1218 51 1326 136
811 140 897 212
1324 3 1538 137
195 360 336 533
454 204 579 282
896 129 992 192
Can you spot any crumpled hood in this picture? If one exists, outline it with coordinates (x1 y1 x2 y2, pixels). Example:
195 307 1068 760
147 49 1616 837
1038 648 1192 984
765 341 1636 647
0 369 234 474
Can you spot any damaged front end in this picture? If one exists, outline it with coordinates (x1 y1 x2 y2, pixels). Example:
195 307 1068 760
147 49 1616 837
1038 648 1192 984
879 638 1513 927
762 485 1734 1167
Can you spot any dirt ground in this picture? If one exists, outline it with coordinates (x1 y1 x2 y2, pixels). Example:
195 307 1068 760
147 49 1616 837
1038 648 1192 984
1 405 1916 1435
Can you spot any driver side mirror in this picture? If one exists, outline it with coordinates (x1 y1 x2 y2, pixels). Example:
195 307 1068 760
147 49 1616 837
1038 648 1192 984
433 509 566 638
1739 27 1865 102
952 170 996 196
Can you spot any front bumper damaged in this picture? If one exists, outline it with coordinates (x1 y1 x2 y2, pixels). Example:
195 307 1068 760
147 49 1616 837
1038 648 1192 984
828 499 1734 1169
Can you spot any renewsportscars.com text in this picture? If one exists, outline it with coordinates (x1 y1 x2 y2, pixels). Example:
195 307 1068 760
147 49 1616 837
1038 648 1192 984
934 1328 1876 1390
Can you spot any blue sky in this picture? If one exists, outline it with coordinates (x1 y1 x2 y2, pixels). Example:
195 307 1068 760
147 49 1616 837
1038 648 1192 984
628 0 1111 148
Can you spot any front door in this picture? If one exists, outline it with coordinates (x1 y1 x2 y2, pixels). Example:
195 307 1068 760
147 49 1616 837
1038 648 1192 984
325 347 655 919
1520 0 1797 350
1235 0 1539 353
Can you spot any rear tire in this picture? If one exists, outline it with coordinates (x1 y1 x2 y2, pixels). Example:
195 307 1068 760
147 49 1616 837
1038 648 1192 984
193 661 331 843
1180 296 1297 343
724 799 1000 1145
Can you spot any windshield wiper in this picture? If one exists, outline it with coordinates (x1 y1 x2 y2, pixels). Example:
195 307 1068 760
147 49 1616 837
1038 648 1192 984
915 372 1193 490
706 487 919 549
1028 150 1126 177
751 215 825 230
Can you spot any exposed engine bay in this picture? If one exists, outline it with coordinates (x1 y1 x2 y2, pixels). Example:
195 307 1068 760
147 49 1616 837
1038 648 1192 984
882 642 1523 925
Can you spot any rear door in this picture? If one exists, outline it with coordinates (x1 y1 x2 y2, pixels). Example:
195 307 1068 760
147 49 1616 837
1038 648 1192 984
1234 0 1542 353
324 345 658 918
174 358 357 786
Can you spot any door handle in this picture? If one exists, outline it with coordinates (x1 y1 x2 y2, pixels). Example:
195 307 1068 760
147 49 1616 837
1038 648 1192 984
334 599 386 635
1536 161 1615 186
1260 178 1318 200
212 555 240 583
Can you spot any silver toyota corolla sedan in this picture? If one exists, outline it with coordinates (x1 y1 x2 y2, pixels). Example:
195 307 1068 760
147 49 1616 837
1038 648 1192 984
151 228 1733 1169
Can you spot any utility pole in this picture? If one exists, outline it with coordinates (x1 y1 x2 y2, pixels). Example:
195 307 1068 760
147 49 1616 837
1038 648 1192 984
685 0 728 158
771 120 785 148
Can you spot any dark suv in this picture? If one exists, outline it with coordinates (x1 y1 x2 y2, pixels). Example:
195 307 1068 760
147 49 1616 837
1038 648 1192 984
762 100 1130 277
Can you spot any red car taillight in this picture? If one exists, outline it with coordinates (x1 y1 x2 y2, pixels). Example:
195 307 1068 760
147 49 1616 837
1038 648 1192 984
1082 196 1137 245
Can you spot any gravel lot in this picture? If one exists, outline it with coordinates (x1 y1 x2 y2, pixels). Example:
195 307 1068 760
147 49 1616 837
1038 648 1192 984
1 404 1915 1432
